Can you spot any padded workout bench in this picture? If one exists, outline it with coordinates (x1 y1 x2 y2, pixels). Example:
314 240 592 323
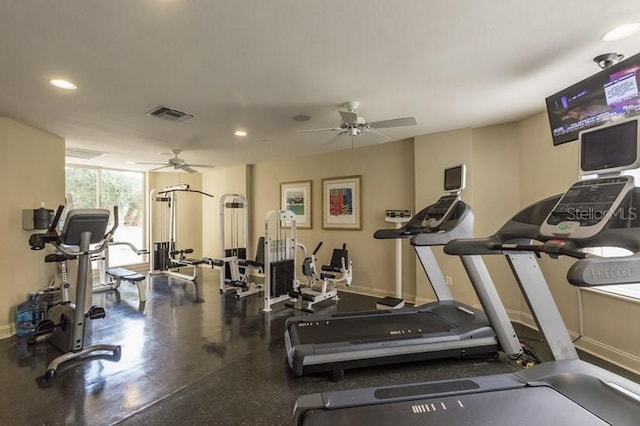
106 267 147 302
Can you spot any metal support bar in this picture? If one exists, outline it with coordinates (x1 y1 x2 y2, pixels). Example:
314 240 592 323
506 252 578 361
414 246 453 301
460 255 522 356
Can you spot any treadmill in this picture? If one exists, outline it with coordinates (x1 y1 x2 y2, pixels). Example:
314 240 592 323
293 118 640 425
285 164 522 381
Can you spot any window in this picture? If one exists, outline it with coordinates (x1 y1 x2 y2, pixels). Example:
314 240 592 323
65 166 146 267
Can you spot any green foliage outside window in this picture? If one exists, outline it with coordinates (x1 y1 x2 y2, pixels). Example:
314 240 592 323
65 167 143 226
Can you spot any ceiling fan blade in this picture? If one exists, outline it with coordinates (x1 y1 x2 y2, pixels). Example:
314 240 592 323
368 117 417 129
323 134 345 147
135 162 169 166
186 164 215 168
339 110 359 124
296 127 342 133
180 165 198 174
369 129 393 142
150 165 171 171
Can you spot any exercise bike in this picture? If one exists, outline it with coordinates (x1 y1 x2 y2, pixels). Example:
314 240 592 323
28 205 121 384
286 242 352 312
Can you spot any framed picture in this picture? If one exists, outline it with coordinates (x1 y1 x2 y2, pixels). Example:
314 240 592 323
322 175 361 230
280 180 312 229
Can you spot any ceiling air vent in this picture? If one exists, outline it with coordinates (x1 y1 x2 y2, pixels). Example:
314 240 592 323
65 147 107 160
146 105 195 123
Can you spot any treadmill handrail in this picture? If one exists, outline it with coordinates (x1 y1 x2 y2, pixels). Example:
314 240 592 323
446 239 589 259
497 242 587 259
374 200 470 239
444 195 562 256
568 252 640 287
373 205 432 239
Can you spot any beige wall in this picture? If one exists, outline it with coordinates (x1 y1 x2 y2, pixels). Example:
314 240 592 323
0 121 6 335
0 118 65 338
251 139 416 299
2 111 639 374
470 124 522 314
516 113 581 329
413 125 521 310
148 172 204 259
516 112 640 371
413 128 474 303
201 164 252 258
413 117 640 372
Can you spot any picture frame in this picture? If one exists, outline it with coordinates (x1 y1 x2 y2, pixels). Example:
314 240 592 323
280 180 312 229
322 175 361 230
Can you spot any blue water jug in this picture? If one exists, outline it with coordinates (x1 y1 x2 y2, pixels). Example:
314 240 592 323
15 293 47 338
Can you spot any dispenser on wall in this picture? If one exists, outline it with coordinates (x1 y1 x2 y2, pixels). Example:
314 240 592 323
22 206 55 230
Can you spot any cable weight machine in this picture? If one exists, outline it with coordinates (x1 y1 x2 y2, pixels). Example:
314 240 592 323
148 184 214 283
212 193 264 298
263 210 298 312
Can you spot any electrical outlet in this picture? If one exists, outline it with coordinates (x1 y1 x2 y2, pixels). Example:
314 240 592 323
446 275 453 286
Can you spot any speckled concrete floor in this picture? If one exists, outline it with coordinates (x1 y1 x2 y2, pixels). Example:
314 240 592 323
0 267 632 425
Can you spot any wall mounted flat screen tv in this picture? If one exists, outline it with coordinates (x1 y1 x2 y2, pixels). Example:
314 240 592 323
443 164 466 192
579 118 640 176
546 51 640 146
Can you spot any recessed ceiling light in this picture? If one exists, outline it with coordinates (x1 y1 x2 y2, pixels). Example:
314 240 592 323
234 130 247 137
49 79 77 90
602 22 640 41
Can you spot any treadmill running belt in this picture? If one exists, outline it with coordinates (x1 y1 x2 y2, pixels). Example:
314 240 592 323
292 312 453 345
301 386 608 426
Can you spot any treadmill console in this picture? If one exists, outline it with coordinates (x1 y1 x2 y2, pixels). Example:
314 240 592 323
541 118 640 239
540 176 634 239
422 195 459 228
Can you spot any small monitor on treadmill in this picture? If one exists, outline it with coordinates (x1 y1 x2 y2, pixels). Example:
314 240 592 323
579 118 640 176
541 118 639 239
422 164 466 228
444 164 466 193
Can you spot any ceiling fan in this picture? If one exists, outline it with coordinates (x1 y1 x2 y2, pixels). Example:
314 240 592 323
297 101 417 143
137 149 214 173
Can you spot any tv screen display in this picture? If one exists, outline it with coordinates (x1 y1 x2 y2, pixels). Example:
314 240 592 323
546 51 640 146
444 164 465 192
580 118 640 175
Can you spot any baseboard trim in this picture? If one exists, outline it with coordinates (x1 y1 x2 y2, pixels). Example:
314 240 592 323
0 323 14 340
340 285 394 298
573 336 640 376
504 309 640 376
341 285 417 304
414 296 437 306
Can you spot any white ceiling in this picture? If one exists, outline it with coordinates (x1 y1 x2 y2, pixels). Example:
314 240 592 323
1 0 640 172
